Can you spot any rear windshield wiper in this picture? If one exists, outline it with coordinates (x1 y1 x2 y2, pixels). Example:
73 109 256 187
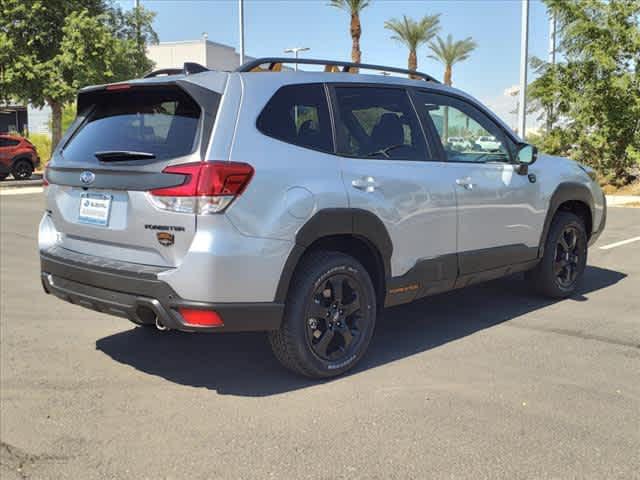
95 151 156 162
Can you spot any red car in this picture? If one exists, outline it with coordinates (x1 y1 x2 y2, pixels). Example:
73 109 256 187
0 133 40 180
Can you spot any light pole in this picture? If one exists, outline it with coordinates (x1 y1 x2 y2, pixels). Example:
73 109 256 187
239 0 245 66
284 47 310 71
518 0 530 139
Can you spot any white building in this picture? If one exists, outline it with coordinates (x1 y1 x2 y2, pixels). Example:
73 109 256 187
147 37 253 72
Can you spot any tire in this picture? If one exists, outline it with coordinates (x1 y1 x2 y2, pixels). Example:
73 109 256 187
11 159 33 180
526 211 588 298
269 251 377 378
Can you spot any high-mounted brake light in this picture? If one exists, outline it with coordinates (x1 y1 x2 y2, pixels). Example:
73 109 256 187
106 83 131 91
148 161 254 214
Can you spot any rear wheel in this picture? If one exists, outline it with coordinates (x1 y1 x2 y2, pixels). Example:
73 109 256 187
526 211 587 298
269 251 377 378
12 159 33 180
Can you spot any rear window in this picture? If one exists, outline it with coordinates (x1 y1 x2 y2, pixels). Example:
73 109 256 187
64 87 201 161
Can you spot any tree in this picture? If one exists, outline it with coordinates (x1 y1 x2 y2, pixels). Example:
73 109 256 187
0 0 157 148
384 14 440 78
328 0 371 69
427 34 476 86
106 3 158 75
529 0 640 181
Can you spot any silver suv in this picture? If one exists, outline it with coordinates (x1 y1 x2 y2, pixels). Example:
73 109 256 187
39 58 606 378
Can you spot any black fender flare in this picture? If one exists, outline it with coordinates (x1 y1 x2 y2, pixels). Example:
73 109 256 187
10 155 34 169
274 208 392 303
538 182 595 256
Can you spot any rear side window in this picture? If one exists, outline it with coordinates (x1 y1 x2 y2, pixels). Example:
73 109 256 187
64 87 201 161
257 84 333 153
332 86 427 161
0 138 19 147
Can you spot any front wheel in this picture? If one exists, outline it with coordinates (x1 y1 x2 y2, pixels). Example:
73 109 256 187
526 211 588 298
269 251 377 378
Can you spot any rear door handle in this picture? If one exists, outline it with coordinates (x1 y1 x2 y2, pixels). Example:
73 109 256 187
456 177 474 190
352 176 379 192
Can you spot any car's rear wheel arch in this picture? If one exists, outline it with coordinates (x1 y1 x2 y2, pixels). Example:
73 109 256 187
11 155 34 169
274 209 392 306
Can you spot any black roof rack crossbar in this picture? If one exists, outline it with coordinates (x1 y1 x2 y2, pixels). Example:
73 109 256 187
236 57 440 83
144 62 209 79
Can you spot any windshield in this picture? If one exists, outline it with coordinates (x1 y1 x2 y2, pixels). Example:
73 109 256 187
64 87 200 162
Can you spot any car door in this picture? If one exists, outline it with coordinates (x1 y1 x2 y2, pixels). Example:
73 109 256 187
413 90 544 277
329 84 460 303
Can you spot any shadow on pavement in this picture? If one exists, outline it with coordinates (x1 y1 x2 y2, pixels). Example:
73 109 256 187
96 265 626 396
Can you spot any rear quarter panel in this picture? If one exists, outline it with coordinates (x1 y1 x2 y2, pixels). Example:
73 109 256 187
224 74 348 241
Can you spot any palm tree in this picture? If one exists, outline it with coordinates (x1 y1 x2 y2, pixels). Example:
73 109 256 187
427 34 477 86
427 35 477 141
384 14 440 78
329 0 371 68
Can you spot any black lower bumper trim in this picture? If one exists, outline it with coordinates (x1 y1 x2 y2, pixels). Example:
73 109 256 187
41 249 283 332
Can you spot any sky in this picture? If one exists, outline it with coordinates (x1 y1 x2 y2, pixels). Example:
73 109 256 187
116 0 553 129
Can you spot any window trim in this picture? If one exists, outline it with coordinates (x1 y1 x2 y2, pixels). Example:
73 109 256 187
255 82 335 155
326 83 434 162
410 88 519 165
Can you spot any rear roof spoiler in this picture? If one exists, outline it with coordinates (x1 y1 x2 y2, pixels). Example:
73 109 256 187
144 62 209 78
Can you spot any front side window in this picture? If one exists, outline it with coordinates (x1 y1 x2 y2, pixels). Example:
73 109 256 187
332 86 427 161
63 87 201 162
257 84 333 153
413 92 512 164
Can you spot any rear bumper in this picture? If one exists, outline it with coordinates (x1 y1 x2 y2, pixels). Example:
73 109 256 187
40 247 283 332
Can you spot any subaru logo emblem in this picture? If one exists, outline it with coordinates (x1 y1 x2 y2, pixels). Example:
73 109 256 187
80 171 95 185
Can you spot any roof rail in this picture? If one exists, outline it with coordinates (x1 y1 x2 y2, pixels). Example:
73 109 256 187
144 62 209 79
236 57 440 83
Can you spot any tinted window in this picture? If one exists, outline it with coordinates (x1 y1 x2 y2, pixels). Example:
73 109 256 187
333 87 427 161
257 84 333 153
0 138 19 147
63 87 201 161
413 92 513 163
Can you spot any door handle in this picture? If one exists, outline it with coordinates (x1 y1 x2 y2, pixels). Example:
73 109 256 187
352 176 379 193
456 177 475 190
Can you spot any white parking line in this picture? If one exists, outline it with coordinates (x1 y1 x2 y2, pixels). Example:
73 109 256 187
0 187 44 196
599 236 640 250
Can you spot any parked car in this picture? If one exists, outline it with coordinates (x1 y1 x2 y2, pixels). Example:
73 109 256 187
446 136 473 151
39 58 606 378
475 135 502 151
0 133 40 180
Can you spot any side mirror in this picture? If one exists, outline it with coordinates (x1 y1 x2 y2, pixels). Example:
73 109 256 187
516 144 537 174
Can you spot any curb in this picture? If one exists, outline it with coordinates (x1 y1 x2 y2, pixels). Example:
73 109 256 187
605 195 639 206
0 175 44 189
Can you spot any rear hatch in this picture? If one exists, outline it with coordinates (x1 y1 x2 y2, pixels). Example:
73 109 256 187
45 78 223 267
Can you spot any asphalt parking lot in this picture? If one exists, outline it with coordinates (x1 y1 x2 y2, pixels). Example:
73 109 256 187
1 193 638 479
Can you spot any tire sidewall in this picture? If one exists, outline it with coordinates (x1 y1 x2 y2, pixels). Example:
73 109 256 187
286 254 377 378
541 213 588 296
12 159 33 180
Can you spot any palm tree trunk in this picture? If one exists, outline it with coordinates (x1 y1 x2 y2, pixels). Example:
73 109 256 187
442 65 452 141
408 50 418 79
350 13 361 72
444 64 452 86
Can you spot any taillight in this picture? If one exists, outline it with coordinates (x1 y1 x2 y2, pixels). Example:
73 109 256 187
43 165 50 188
148 161 253 214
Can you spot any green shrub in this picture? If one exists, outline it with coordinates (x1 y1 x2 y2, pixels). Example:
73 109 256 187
26 133 52 168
